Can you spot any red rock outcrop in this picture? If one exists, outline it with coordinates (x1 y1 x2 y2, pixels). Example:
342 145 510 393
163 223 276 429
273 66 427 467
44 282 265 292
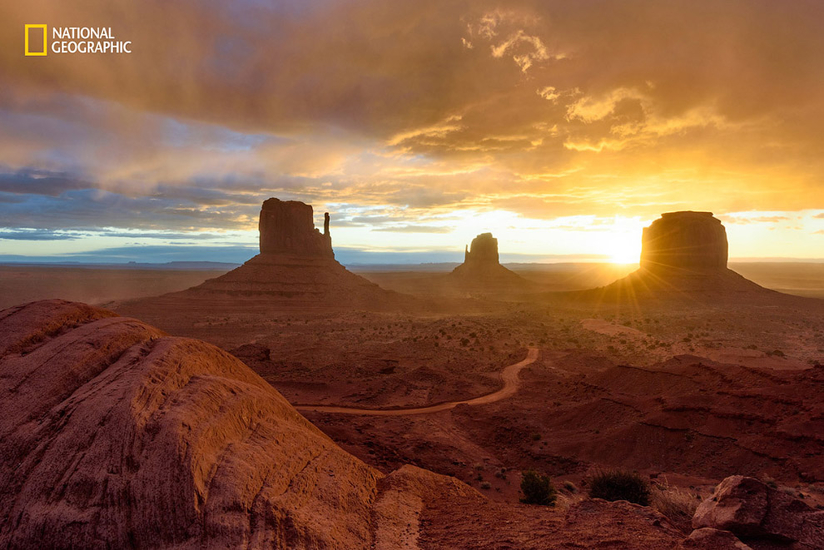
641 211 728 271
692 476 824 549
0 300 380 549
259 198 333 258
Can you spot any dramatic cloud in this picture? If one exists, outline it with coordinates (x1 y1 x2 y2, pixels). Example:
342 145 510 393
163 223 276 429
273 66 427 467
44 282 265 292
0 0 823 260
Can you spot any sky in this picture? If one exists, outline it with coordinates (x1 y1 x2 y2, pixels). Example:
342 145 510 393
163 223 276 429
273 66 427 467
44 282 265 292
1 0 823 265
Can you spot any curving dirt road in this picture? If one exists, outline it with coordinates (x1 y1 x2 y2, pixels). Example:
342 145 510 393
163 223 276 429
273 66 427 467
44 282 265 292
295 347 540 416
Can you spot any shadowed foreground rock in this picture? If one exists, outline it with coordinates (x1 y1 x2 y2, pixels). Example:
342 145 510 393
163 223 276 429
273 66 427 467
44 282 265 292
692 475 824 549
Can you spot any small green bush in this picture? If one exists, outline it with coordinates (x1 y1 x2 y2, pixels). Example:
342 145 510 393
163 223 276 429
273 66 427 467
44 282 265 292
520 470 557 506
587 469 651 506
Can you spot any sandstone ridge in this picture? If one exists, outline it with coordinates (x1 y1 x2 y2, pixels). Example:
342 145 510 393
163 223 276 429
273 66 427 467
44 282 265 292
0 300 705 549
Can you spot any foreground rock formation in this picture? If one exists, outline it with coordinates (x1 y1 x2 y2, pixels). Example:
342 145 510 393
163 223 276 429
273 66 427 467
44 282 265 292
0 300 379 548
691 475 824 549
448 232 533 293
0 300 704 549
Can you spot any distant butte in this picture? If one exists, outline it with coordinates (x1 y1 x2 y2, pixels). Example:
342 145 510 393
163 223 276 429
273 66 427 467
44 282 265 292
117 198 411 312
448 232 534 293
463 232 500 265
259 198 334 258
570 211 779 303
640 211 728 272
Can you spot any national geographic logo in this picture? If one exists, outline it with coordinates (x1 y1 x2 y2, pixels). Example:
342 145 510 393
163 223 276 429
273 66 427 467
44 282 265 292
24 25 132 56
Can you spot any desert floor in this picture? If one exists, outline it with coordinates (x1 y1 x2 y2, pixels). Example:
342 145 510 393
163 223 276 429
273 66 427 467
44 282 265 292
3 261 824 517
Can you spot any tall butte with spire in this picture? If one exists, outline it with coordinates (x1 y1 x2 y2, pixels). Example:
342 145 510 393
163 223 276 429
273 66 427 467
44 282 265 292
173 198 405 308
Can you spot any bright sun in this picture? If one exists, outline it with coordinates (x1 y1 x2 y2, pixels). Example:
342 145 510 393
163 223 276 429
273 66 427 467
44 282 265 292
607 236 642 264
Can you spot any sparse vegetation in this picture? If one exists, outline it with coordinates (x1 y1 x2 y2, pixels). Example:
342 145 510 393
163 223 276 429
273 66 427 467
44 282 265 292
587 469 651 506
651 486 699 532
520 470 557 506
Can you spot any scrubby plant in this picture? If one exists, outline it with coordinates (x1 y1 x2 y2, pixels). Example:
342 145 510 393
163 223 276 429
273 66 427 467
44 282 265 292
587 469 651 506
651 486 698 533
520 470 557 506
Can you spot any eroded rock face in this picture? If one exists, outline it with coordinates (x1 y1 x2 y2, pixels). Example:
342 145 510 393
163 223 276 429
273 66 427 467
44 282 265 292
640 211 728 271
464 233 499 265
259 197 333 258
685 528 752 549
692 475 824 548
0 300 379 549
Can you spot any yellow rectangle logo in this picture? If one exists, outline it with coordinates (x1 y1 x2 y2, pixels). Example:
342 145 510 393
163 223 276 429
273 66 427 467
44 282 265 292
25 24 48 56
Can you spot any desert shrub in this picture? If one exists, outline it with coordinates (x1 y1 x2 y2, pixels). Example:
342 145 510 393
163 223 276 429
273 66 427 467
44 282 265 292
651 487 698 533
520 470 557 506
587 469 651 506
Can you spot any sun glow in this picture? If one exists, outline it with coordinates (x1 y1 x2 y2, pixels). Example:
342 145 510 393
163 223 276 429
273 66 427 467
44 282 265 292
603 224 643 264
609 243 641 264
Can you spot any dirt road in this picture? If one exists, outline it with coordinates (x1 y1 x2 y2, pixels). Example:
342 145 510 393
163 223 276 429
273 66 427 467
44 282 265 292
295 347 540 416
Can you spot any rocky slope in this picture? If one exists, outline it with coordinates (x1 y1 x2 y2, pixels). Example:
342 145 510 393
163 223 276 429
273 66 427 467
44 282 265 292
0 300 380 549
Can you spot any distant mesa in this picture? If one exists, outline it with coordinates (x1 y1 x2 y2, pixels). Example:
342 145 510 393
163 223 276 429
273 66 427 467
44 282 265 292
640 211 728 272
571 211 776 303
